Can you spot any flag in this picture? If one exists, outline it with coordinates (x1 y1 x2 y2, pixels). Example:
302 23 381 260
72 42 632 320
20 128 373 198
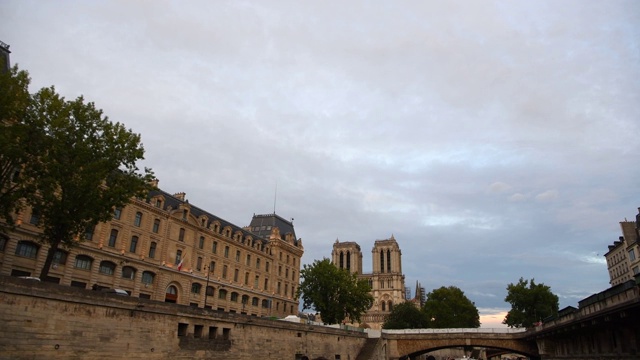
177 258 184 271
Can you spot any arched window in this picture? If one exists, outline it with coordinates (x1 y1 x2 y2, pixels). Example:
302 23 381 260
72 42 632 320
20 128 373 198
206 286 214 296
380 250 385 273
148 242 157 258
346 251 351 270
75 255 93 270
230 292 239 302
381 301 386 311
241 294 249 304
108 229 118 247
15 241 39 258
387 249 391 272
122 266 136 280
53 249 68 265
218 289 227 300
165 285 178 303
339 251 344 269
142 271 155 285
252 297 259 306
388 301 393 311
261 299 270 308
134 212 142 227
191 282 202 294
129 236 138 253
99 261 116 275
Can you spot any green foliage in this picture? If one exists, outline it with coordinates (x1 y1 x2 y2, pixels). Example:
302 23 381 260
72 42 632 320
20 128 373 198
0 69 154 279
0 65 36 230
423 286 480 328
296 258 374 325
503 277 559 328
382 301 428 329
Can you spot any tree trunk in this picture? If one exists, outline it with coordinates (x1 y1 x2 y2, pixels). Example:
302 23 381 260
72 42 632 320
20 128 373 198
38 242 58 280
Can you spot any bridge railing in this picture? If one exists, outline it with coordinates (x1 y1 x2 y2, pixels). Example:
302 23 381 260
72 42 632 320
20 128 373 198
382 328 527 334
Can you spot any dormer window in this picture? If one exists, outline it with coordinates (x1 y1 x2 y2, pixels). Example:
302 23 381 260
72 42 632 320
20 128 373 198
182 209 188 221
155 199 162 208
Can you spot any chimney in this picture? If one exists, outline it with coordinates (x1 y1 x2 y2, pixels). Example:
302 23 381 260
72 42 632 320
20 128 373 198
173 192 186 201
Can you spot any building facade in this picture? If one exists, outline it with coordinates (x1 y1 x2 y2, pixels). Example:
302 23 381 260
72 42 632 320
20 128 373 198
0 183 303 318
604 208 640 286
331 235 406 329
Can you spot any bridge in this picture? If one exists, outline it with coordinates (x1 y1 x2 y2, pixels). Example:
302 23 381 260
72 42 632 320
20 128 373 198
378 328 537 360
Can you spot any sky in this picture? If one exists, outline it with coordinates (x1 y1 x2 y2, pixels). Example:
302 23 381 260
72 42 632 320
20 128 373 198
2 0 639 328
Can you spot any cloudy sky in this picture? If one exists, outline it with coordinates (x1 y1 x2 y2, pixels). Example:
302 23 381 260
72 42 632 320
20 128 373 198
3 0 639 327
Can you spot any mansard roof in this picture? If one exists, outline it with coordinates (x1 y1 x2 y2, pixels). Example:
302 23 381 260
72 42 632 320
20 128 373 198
247 213 297 242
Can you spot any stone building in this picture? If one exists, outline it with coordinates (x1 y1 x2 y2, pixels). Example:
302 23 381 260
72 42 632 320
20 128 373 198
0 183 304 318
331 235 406 329
604 208 640 286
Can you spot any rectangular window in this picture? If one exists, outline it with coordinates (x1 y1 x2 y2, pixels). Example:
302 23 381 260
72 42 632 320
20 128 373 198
246 254 251 266
199 236 205 249
224 246 229 258
209 326 217 339
629 249 637 262
152 219 160 233
256 258 260 270
264 278 269 291
129 236 138 253
254 275 259 288
178 228 185 242
235 250 240 262
84 226 94 241
148 242 157 258
222 265 228 279
209 261 215 275
244 272 249 285
108 229 118 247
196 256 202 271
234 268 239 282
113 208 122 220
212 241 218 254
266 262 270 273
134 212 142 227
29 210 40 225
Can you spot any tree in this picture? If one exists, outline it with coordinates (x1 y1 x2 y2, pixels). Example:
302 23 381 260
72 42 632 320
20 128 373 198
0 65 39 231
382 301 428 329
15 85 154 280
423 286 480 328
503 277 559 328
297 258 374 324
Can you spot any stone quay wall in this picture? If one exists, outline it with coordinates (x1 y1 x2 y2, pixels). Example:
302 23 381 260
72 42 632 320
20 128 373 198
0 276 367 360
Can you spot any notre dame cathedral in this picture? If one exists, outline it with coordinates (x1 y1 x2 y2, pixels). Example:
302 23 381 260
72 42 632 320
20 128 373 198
331 235 407 329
